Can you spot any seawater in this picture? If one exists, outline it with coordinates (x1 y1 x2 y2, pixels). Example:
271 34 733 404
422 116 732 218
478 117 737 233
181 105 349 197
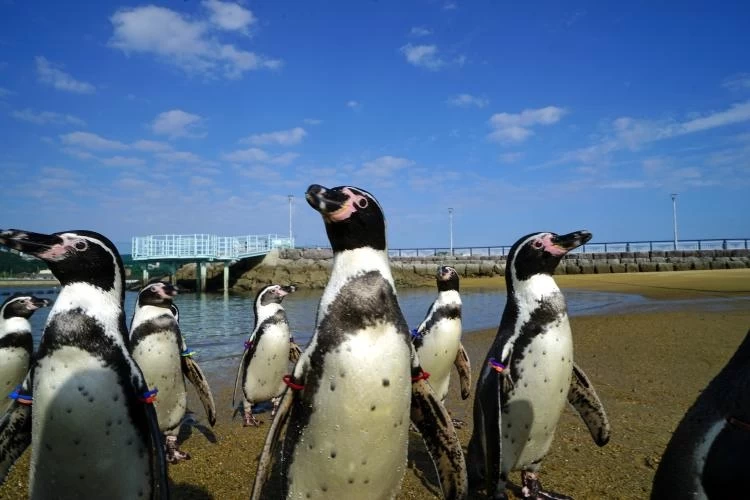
3 284 746 383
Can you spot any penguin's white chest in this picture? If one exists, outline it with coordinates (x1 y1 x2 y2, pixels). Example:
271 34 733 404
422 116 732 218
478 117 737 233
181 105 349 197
0 347 30 412
131 331 186 432
30 346 152 499
502 320 573 472
244 324 291 402
288 327 412 500
417 318 461 401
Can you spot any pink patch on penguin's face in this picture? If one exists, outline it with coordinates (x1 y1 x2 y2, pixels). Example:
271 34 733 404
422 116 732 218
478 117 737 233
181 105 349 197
327 188 369 222
38 234 84 261
540 233 567 256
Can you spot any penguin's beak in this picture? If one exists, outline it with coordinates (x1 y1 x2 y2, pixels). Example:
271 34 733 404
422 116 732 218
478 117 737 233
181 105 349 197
0 229 63 258
551 230 592 253
281 285 297 295
163 283 178 297
306 185 348 218
29 297 51 310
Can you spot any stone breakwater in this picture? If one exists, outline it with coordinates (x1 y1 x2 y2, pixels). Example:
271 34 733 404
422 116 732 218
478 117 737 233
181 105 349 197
174 247 750 292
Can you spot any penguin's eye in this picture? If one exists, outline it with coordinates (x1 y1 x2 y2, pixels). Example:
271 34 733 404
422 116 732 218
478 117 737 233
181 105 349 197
356 198 368 209
73 240 88 251
150 286 158 292
532 240 544 250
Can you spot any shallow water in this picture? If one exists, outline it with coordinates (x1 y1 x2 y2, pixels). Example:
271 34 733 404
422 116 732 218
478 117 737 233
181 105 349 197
3 284 748 382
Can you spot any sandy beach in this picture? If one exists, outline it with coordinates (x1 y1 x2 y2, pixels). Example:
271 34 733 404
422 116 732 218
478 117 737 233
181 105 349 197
1 269 749 499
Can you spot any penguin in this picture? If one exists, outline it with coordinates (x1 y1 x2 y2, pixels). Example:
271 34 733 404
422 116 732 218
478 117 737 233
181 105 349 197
411 266 471 426
0 294 51 414
0 228 168 499
467 230 610 500
233 284 299 427
130 281 216 463
251 184 467 500
651 328 750 499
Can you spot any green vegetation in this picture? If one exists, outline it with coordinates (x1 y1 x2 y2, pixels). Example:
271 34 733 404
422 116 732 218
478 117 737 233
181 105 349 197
0 251 46 277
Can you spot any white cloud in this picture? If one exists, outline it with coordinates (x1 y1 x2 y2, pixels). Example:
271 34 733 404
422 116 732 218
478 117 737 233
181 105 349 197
410 26 432 37
132 139 172 152
241 127 307 146
499 152 524 164
400 44 444 70
360 156 415 177
346 100 361 110
443 2 457 10
60 131 128 150
156 151 204 164
303 118 322 125
488 106 566 143
35 56 96 94
101 156 146 167
222 147 298 165
11 109 86 126
722 73 750 92
109 5 281 80
191 175 214 186
0 87 14 99
151 109 204 139
203 0 256 33
447 94 488 108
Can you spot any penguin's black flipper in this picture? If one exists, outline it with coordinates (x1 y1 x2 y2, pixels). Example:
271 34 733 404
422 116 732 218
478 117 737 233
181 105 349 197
568 362 610 447
182 355 217 427
410 373 468 500
454 343 472 400
143 399 170 500
0 400 32 484
289 340 303 363
232 340 258 409
251 387 294 500
702 416 750 497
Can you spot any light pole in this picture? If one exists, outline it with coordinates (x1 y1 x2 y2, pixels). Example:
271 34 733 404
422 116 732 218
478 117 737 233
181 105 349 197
448 208 454 256
288 194 294 246
671 193 678 250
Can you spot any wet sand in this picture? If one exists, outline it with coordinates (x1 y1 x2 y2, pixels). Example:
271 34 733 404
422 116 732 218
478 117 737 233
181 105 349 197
1 269 749 499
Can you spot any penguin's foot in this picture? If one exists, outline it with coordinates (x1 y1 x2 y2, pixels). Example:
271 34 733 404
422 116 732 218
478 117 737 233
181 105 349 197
521 471 572 500
243 411 263 427
165 435 192 464
450 417 466 429
166 448 192 464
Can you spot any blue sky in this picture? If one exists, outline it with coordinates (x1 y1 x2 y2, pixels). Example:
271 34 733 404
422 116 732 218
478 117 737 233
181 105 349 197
1 0 749 252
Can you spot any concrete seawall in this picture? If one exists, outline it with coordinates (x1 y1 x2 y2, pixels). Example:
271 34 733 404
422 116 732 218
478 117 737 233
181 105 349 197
174 247 750 292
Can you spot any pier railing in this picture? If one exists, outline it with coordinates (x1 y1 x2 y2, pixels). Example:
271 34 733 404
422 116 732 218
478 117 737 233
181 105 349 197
386 238 750 258
131 234 294 261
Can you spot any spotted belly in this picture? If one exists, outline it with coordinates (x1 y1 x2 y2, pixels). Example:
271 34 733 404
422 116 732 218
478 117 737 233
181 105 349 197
502 327 573 473
287 331 412 500
30 346 152 500
132 332 186 432
244 332 290 403
0 347 30 414
417 319 461 402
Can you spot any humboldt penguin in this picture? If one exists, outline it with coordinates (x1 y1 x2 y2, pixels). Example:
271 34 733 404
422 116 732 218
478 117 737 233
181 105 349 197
0 228 168 499
251 185 467 500
130 281 216 463
467 230 610 500
0 294 50 414
651 328 750 499
411 266 471 426
233 284 299 427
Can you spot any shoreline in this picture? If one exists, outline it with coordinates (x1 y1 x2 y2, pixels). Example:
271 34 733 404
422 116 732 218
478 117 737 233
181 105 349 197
1 271 749 498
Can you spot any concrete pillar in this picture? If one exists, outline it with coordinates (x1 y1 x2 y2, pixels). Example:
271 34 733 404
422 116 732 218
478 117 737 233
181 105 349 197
195 261 207 293
142 269 149 286
223 262 230 293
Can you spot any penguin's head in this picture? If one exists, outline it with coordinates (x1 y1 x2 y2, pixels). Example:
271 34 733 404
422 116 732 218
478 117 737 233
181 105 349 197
508 230 592 281
257 284 296 307
305 184 386 252
436 266 459 292
0 229 124 294
2 293 51 320
137 281 178 308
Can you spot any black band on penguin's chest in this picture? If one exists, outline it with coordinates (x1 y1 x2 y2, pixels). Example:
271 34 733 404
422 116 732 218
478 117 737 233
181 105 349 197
508 296 565 382
130 314 180 350
0 332 33 352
